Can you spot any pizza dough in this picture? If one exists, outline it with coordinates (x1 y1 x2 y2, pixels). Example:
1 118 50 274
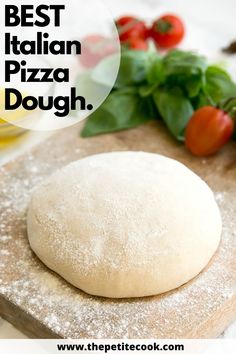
27 152 222 298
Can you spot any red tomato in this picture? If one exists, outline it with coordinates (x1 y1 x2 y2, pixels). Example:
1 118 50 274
116 16 148 42
150 14 185 49
79 35 117 69
185 106 234 156
126 37 148 51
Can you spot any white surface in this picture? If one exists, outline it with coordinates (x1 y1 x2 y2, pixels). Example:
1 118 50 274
0 0 236 339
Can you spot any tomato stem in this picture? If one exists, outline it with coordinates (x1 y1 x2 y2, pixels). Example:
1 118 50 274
220 96 236 112
156 19 173 33
229 107 236 120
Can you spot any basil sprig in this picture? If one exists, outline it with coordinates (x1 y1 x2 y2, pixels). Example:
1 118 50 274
80 49 236 140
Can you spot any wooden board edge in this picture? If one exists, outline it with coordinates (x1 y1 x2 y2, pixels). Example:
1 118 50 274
2 291 236 339
187 295 236 338
0 294 61 339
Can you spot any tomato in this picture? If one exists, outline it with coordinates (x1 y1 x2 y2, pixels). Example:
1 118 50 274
126 37 148 51
79 35 117 69
185 106 234 156
150 14 185 49
116 16 148 42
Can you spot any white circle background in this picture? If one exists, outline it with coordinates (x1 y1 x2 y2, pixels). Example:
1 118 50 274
0 0 120 131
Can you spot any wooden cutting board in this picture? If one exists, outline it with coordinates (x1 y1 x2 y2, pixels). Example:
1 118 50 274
0 121 236 339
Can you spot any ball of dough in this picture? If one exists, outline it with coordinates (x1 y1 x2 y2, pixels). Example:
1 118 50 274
27 152 222 298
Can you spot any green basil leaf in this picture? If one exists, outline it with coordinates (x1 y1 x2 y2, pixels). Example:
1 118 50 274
166 72 203 98
146 55 165 85
81 90 154 137
91 54 120 87
204 65 236 102
164 50 207 77
162 50 207 99
153 87 194 141
114 50 148 89
184 73 203 97
75 71 108 112
191 90 214 110
139 83 158 97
